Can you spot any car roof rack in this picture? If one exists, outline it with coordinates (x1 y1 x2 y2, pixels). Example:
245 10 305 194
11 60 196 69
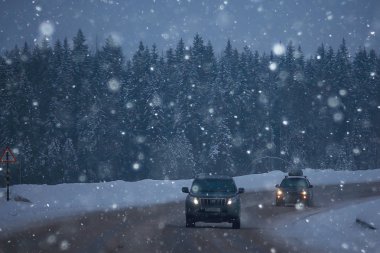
284 175 308 179
195 173 232 179
288 169 304 177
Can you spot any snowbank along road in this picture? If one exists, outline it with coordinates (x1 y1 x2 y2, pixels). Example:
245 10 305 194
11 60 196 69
0 181 379 253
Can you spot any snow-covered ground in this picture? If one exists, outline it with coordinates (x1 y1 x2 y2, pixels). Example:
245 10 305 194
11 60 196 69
0 168 379 236
275 197 380 253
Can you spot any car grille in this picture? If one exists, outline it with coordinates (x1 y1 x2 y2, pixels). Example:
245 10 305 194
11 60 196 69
284 191 304 202
200 198 226 206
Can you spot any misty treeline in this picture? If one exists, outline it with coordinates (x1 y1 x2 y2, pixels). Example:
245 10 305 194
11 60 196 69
1 30 380 184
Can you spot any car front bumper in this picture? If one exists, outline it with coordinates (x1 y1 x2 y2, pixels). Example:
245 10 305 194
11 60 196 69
277 193 309 204
186 204 240 222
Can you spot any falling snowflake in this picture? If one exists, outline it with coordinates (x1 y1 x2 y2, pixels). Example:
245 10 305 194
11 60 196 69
126 102 134 109
107 78 121 92
295 202 305 210
341 243 349 250
339 89 347 96
60 240 70 251
39 21 54 37
326 11 334 20
132 163 140 170
333 112 344 122
161 33 170 40
269 62 277 71
46 235 57 245
272 43 286 56
327 96 340 108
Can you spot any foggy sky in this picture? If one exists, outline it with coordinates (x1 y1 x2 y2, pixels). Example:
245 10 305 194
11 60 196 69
1 0 379 57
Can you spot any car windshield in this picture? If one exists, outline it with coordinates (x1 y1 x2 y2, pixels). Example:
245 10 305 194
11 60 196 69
191 179 237 193
280 178 309 188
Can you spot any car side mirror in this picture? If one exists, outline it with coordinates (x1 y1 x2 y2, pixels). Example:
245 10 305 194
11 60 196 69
238 188 245 194
275 184 279 188
182 187 189 193
309 185 313 188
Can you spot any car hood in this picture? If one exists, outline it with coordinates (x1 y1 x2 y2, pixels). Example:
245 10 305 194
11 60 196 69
279 187 308 192
189 192 237 198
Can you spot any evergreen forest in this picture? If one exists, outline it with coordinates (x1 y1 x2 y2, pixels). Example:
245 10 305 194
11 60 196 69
1 30 379 184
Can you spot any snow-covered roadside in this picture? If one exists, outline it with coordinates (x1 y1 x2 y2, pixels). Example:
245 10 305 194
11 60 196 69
0 168 379 236
274 197 380 253
356 202 379 230
234 168 380 192
0 178 192 234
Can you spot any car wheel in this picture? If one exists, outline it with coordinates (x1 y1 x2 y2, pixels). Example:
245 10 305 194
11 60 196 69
232 218 240 229
186 216 195 228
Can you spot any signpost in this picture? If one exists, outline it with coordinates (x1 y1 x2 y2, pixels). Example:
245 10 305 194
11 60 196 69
1 147 17 201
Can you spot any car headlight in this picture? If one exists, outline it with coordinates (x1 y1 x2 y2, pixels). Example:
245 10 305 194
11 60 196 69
190 196 199 205
277 190 283 196
227 197 237 205
301 190 307 195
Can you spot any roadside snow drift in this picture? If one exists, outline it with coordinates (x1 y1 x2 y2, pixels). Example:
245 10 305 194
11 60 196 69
0 168 380 235
275 197 380 252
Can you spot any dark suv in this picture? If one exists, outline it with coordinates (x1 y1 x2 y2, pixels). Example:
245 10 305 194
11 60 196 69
275 175 314 206
182 175 245 229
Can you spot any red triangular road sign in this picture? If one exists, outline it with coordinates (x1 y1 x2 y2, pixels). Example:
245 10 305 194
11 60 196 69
1 147 17 163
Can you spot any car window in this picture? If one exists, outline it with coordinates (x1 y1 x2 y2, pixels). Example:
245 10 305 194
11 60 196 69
280 178 309 188
191 179 237 193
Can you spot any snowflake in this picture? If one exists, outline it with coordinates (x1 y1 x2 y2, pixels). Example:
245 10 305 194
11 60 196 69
352 148 361 155
107 78 121 92
339 89 347 96
132 163 140 170
126 102 134 109
269 62 277 71
39 21 54 37
327 96 340 108
272 43 286 56
333 112 344 122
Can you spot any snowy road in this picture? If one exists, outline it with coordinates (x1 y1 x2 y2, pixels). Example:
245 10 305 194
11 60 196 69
0 181 379 253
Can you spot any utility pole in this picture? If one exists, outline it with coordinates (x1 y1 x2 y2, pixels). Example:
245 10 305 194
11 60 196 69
6 151 10 201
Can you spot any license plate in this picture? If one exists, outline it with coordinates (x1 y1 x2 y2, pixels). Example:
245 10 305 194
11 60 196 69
205 208 221 212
